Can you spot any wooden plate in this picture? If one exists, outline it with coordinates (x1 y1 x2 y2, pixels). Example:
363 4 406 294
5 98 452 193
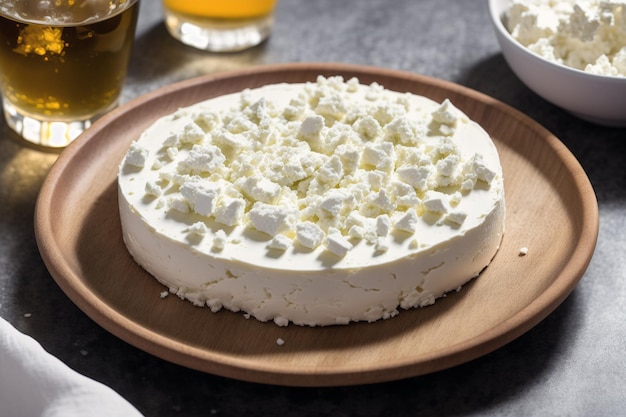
35 63 598 386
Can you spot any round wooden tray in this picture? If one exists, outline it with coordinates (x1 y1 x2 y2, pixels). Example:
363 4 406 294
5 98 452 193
35 63 598 386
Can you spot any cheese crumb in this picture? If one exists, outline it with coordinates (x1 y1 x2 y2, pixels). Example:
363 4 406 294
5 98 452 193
188 222 208 236
393 209 418 233
274 317 289 327
124 142 149 168
297 221 325 249
249 203 296 237
268 234 292 251
325 230 353 257
423 191 450 214
213 230 227 250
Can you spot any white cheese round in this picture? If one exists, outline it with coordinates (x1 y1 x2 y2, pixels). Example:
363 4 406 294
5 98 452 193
118 76 505 327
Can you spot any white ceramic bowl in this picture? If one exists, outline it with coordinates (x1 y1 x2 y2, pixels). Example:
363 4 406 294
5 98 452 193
489 0 626 127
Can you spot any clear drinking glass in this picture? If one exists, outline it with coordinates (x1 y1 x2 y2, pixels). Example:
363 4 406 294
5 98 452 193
162 0 278 52
0 0 140 148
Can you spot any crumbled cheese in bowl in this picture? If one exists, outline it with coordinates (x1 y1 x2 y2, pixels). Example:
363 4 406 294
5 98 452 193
505 0 626 77
118 76 505 327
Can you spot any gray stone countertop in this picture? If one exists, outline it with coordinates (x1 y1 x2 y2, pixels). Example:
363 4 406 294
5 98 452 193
1 0 625 416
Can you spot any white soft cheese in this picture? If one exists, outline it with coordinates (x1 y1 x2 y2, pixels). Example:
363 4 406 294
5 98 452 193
505 0 626 76
118 76 506 327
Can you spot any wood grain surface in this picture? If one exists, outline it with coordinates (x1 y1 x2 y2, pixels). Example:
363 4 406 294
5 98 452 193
34 63 598 386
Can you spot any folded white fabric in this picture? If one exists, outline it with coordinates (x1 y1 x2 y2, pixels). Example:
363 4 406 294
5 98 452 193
0 317 144 417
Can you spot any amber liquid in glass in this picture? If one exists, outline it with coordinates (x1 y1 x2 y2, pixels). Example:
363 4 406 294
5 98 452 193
0 1 139 146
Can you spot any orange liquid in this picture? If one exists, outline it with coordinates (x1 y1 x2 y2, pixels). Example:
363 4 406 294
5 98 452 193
162 0 277 20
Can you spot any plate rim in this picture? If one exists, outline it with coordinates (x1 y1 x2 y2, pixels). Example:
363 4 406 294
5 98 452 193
35 62 599 386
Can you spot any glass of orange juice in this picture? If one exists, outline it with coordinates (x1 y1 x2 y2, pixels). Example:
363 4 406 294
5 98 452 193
162 0 278 52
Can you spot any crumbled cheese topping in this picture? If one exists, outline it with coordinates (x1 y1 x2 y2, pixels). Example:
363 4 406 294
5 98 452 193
124 142 149 168
505 0 626 76
123 76 499 258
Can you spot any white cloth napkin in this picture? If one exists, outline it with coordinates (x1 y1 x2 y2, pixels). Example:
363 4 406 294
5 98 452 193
0 317 144 417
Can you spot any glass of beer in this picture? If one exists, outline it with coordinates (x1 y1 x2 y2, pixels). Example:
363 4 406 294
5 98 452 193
0 0 140 148
162 0 278 52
